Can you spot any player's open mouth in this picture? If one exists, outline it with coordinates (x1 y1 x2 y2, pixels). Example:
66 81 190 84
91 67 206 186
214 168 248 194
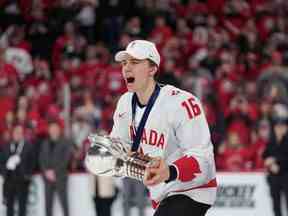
126 77 135 83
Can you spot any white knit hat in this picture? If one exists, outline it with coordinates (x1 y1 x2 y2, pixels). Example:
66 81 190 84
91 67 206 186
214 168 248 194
115 40 160 66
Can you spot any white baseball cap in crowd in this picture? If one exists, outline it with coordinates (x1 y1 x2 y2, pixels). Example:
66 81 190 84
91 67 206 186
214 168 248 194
115 40 160 66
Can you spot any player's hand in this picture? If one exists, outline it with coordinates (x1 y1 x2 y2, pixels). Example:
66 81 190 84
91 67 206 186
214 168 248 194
143 157 170 186
264 157 276 167
44 169 56 182
269 163 280 174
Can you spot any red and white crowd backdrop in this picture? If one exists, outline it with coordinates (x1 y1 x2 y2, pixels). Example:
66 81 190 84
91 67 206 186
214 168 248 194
0 172 277 216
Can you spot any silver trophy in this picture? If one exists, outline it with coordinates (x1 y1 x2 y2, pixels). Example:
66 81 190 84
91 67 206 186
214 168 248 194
85 134 153 181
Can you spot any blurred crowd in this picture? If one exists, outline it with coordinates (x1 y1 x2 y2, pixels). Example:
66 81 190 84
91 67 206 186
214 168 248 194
1 0 288 174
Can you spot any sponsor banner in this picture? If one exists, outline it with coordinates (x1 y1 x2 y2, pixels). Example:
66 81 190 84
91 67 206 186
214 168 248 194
207 172 274 216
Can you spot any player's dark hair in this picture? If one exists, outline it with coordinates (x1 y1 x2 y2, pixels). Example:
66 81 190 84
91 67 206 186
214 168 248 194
148 59 157 67
147 59 159 80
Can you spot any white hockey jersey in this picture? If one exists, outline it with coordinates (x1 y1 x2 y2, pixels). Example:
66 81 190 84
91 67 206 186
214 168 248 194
110 85 217 208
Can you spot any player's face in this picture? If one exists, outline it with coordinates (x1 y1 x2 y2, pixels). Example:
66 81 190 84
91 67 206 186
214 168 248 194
121 56 156 92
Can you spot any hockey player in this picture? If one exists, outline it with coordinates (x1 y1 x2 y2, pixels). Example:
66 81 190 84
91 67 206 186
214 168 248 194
110 40 217 216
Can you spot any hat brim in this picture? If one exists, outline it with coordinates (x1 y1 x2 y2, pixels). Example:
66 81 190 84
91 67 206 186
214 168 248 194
114 50 146 62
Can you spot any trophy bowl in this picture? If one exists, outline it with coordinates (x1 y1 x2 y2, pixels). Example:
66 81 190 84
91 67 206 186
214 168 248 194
85 143 117 176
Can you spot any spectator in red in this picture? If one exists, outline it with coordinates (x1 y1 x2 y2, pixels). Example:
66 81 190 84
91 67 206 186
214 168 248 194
99 94 119 133
23 58 54 117
102 62 127 97
185 1 208 27
52 21 87 69
222 0 251 41
0 49 18 123
6 25 31 53
241 52 262 81
0 111 14 145
18 0 57 21
161 37 182 66
206 0 225 15
0 88 15 128
226 89 259 124
255 11 276 42
150 15 173 51
216 126 253 171
175 18 192 42
0 47 19 81
184 26 209 62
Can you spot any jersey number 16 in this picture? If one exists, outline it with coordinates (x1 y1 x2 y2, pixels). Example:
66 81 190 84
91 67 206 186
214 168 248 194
181 97 201 119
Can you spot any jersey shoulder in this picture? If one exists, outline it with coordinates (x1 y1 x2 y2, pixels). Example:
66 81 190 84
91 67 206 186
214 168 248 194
160 85 204 123
114 91 133 113
117 92 133 107
160 85 199 106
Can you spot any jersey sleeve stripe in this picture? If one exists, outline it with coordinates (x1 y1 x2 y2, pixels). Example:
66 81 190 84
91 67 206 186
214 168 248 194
171 178 217 193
